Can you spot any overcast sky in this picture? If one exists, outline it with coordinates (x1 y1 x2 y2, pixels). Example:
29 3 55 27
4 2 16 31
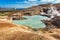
0 0 60 8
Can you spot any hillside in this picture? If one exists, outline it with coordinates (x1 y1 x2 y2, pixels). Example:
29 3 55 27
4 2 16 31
0 22 60 40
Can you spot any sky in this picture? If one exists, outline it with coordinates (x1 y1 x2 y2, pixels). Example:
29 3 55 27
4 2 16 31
0 0 60 8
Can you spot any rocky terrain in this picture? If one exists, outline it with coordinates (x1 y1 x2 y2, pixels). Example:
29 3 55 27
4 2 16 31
0 21 60 40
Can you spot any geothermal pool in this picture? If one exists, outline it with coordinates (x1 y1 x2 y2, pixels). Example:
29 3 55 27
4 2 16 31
13 15 48 28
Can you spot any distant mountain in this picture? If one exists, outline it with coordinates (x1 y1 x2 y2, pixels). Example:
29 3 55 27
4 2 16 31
0 8 27 11
16 8 27 10
0 8 16 11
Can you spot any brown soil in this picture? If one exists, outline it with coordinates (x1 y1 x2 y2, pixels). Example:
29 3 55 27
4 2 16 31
0 22 60 40
0 23 18 29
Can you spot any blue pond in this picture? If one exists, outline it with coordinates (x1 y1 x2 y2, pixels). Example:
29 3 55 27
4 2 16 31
13 15 48 28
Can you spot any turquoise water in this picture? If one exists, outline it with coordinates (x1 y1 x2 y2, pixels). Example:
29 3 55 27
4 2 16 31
13 15 48 28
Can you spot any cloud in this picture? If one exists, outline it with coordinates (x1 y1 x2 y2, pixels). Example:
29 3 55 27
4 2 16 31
28 0 37 1
1 0 60 8
0 0 39 8
54 0 60 3
40 0 54 2
16 1 28 4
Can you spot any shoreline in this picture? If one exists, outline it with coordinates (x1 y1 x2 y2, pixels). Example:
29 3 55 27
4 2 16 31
0 20 60 40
